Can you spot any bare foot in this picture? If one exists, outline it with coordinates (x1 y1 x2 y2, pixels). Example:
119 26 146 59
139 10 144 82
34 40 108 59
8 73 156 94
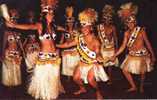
73 88 87 95
126 87 137 92
96 91 103 100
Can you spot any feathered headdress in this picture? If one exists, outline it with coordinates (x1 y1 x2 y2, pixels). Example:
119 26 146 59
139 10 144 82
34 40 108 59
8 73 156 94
65 6 75 23
118 2 138 23
102 4 115 22
79 8 98 26
40 0 58 13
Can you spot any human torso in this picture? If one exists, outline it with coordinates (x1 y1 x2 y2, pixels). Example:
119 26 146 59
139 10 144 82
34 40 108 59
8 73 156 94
64 30 78 43
77 34 98 64
127 27 148 56
38 25 57 53
98 24 115 49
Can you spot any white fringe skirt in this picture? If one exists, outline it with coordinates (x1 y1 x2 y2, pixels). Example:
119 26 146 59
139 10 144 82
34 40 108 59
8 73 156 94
2 59 22 86
25 51 39 72
28 57 64 100
121 54 153 74
79 63 109 84
101 48 118 67
62 48 80 76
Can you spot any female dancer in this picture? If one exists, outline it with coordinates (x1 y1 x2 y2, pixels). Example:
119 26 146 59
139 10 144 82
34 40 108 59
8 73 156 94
112 2 156 93
24 34 40 72
97 5 118 84
2 8 22 87
57 8 108 99
61 6 80 77
6 0 65 99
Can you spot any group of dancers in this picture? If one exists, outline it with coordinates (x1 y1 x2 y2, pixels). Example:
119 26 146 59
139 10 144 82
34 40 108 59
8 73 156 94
0 0 156 99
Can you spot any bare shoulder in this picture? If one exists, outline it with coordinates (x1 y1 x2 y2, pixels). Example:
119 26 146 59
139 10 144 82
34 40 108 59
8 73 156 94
124 30 130 37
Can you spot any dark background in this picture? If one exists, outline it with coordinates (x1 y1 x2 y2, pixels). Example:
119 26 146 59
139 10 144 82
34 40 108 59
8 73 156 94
0 0 157 55
0 0 157 99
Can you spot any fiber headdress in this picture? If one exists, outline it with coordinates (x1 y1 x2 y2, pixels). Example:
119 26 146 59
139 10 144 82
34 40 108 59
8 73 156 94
65 6 75 23
118 2 138 23
102 4 115 22
40 0 58 14
78 8 98 26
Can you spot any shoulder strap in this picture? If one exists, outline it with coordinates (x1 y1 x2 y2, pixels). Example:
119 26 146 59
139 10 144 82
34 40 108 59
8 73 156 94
127 27 141 48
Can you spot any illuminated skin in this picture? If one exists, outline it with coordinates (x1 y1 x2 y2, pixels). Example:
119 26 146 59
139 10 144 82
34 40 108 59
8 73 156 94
2 9 21 59
24 36 40 54
111 20 156 93
6 12 65 53
4 32 22 66
57 25 104 99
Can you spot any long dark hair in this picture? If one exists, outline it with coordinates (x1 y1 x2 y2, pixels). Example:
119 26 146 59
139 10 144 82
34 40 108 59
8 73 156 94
41 13 55 34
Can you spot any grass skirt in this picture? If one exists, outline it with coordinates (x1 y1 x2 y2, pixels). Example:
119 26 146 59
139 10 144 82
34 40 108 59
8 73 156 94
62 49 80 76
25 51 39 72
79 63 109 84
121 55 153 74
2 58 22 86
28 57 64 100
101 48 118 67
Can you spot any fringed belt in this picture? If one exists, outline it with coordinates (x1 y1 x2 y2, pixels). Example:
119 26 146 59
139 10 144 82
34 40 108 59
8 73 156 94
36 52 60 65
129 48 148 56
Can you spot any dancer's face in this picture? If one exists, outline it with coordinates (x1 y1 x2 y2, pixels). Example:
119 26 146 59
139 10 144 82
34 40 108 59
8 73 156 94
126 21 136 30
66 22 74 29
81 25 92 35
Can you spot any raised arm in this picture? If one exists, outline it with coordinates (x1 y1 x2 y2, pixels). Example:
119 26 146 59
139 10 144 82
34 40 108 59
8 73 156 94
6 21 40 31
142 29 156 63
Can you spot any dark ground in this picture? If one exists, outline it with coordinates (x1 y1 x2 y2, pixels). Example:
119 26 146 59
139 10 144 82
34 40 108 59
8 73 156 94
0 62 157 99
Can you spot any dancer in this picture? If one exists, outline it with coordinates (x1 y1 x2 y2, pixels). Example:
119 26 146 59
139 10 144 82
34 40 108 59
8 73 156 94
2 9 22 86
57 8 108 99
24 34 40 72
23 11 40 73
6 0 65 99
61 6 80 77
112 2 156 93
97 4 118 84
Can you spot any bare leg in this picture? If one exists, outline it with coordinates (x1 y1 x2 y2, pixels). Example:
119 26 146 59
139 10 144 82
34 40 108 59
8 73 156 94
73 66 86 95
122 69 137 92
140 73 145 93
88 68 103 99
